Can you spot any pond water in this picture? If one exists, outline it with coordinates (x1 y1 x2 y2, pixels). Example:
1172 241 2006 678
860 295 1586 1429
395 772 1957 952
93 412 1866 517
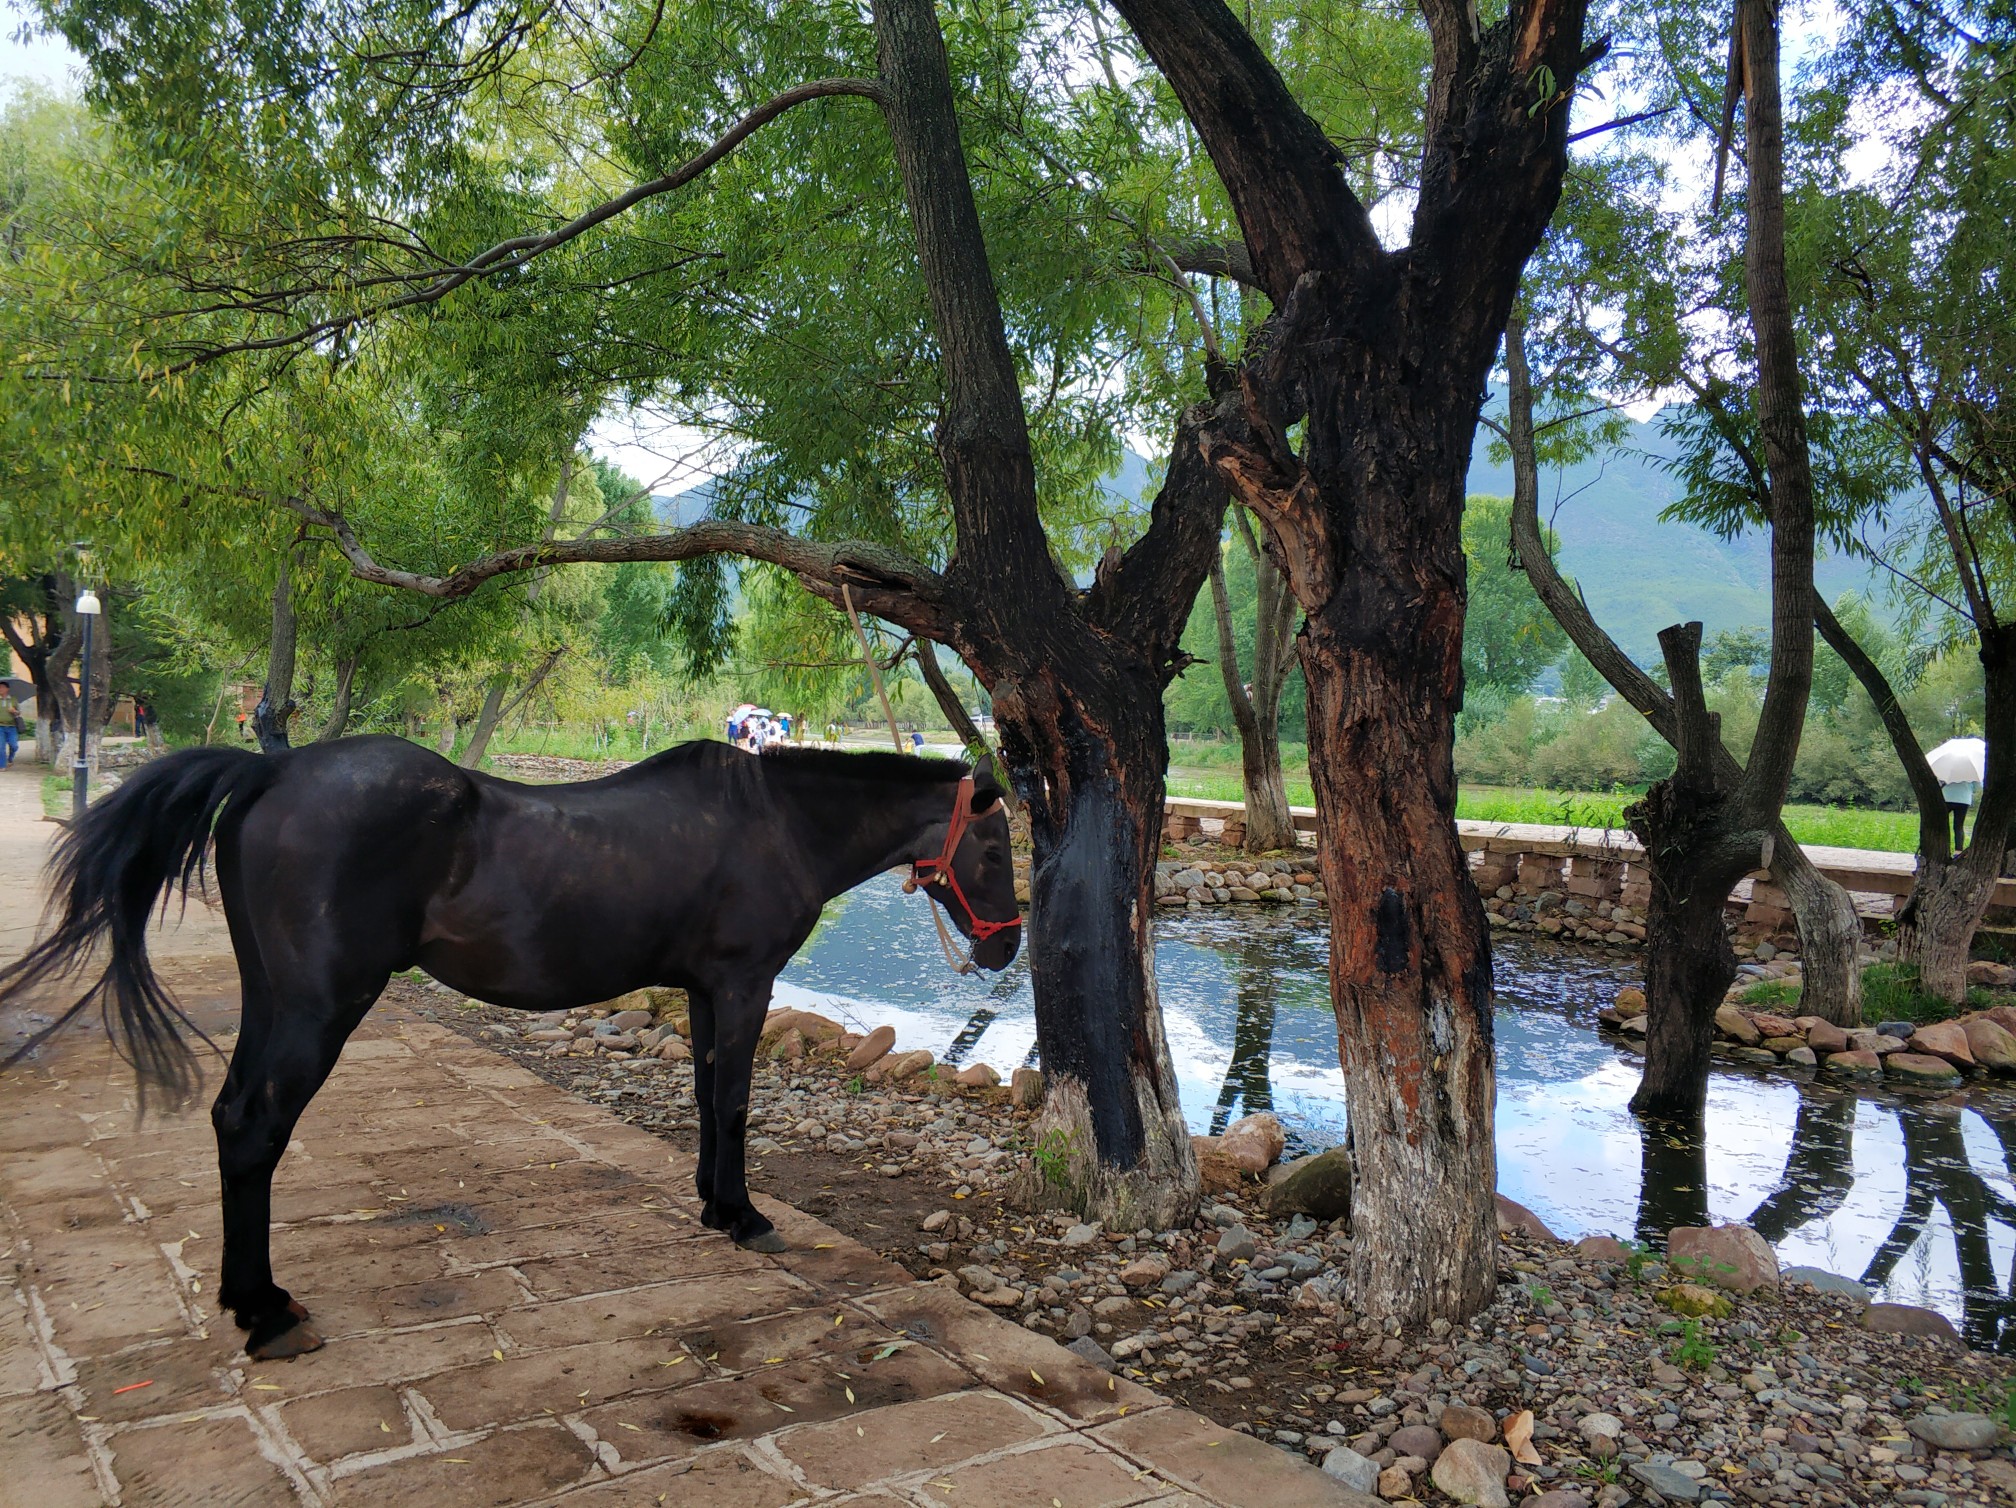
778 873 2016 1349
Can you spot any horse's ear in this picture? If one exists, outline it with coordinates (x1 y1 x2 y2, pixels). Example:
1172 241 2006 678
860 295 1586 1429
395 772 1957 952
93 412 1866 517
970 763 1005 810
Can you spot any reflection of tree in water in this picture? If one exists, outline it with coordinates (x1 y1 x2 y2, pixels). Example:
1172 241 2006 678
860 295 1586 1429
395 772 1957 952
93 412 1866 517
1209 938 1280 1136
1635 1117 1709 1246
1745 1084 1859 1243
1862 1102 2016 1352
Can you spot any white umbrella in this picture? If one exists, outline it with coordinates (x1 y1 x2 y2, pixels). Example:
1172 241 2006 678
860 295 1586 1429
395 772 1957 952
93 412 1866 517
1926 736 1987 785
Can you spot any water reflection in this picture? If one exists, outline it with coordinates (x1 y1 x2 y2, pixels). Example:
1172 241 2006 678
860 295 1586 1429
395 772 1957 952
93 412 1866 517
1208 938 1281 1135
776 872 2016 1341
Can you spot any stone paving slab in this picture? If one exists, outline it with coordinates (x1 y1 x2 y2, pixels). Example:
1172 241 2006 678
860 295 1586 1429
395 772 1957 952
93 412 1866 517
0 764 1373 1508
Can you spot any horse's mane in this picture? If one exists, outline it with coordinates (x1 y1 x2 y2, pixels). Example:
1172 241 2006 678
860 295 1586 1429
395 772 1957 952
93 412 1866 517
760 744 971 784
634 740 972 786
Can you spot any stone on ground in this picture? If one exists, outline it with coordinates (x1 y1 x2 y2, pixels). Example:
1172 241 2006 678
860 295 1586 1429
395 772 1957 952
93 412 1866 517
1884 1051 1963 1087
844 1023 897 1071
1440 1403 1498 1443
1493 1193 1558 1241
1264 1145 1353 1220
1666 1223 1777 1294
1907 1018 1975 1068
1962 1016 2016 1072
1860 1302 1962 1346
1431 1437 1512 1508
1320 1444 1378 1494
1905 1412 2000 1451
1218 1110 1285 1172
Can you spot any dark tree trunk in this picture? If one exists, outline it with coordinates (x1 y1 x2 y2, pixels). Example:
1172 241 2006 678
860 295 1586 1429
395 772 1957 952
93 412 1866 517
1111 0 1597 1325
1745 1085 1856 1243
315 655 360 742
1206 513 1296 852
252 551 298 752
871 0 1225 1228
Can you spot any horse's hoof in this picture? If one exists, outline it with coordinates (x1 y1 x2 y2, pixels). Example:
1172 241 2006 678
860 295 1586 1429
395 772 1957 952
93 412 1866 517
247 1320 324 1361
285 1298 312 1324
736 1229 789 1255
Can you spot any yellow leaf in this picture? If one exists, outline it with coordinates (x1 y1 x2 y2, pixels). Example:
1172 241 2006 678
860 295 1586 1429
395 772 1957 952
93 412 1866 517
845 1387 856 1403
1030 1370 1044 1385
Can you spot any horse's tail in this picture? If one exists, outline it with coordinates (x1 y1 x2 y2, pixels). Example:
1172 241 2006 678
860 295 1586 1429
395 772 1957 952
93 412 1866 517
0 746 282 1107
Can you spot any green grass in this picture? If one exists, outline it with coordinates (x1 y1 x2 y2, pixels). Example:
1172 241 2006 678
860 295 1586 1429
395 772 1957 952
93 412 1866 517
1738 963 2008 1026
1165 766 1920 854
40 772 74 820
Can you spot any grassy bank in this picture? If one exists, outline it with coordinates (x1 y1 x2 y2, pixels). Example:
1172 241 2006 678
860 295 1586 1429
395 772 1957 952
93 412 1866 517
1740 963 2010 1027
1164 767 1920 854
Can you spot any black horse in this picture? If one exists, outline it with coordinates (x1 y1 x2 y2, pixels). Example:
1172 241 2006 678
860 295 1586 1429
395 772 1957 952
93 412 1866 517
0 737 1018 1359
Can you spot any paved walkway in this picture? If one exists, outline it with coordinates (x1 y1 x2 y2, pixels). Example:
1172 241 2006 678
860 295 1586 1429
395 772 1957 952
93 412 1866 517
0 763 1369 1508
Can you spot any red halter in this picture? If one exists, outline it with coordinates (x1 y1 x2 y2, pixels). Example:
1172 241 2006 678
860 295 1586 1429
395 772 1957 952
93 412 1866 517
910 775 1021 942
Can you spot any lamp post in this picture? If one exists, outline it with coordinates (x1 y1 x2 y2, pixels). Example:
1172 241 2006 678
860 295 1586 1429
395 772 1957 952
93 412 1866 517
71 589 100 820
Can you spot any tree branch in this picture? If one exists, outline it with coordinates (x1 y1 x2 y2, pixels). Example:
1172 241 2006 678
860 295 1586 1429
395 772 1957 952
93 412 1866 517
159 78 889 373
1814 596 1950 860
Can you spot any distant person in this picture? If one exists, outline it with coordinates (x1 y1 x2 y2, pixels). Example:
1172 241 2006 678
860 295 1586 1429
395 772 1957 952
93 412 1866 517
1945 777 1979 852
237 711 252 742
0 689 20 767
909 730 925 754
779 712 792 740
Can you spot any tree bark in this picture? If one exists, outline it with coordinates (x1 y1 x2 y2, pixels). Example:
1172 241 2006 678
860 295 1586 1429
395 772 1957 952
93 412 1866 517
914 638 1016 815
316 655 360 742
460 646 566 768
1111 0 1598 1325
1206 515 1296 852
252 550 298 752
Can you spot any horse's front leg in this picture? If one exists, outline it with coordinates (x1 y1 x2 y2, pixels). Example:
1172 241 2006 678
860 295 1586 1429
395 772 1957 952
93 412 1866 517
698 978 785 1253
687 990 719 1223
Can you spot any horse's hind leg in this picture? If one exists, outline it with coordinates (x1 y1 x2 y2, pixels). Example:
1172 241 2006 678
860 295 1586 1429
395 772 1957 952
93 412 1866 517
210 895 384 1362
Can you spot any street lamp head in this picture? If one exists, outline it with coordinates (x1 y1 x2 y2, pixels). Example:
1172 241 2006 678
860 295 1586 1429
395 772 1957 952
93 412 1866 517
75 590 101 616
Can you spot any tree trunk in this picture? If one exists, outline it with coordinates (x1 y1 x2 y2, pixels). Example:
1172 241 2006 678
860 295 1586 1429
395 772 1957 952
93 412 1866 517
1630 803 1745 1121
1770 841 1862 1027
1207 543 1295 852
316 655 360 741
996 673 1197 1230
914 638 1016 815
460 646 566 768
252 551 298 752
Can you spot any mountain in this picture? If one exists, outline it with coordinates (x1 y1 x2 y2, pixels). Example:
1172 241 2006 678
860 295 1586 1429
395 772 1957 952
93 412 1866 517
1464 414 1881 660
654 413 1883 662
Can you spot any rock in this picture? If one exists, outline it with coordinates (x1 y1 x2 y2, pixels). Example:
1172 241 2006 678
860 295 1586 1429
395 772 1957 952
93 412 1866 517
1010 1066 1044 1108
1850 1030 1908 1055
920 1210 951 1233
1657 1282 1734 1318
1823 1048 1883 1080
1376 1465 1416 1499
953 1063 999 1088
1215 1224 1258 1262
1750 1011 1798 1037
654 1038 692 1062
1877 1018 1919 1040
879 1048 934 1082
1494 1193 1558 1242
1964 1017 2016 1073
1218 1111 1286 1172
1431 1437 1511 1508
608 1009 654 1032
1440 1404 1498 1443
1988 1004 2016 1037
973 1286 1022 1308
1905 1413 2000 1451
1908 1019 1975 1067
1064 1336 1115 1371
1613 986 1647 1019
1784 1045 1818 1067
768 1028 806 1061
1778 1265 1870 1301
1574 1235 1631 1262
1389 1425 1442 1460
1714 1004 1762 1045
1667 1223 1777 1294
1321 1445 1379 1494
1884 1051 1963 1087
1119 1253 1170 1289
957 1264 1000 1294
1577 1413 1623 1447
844 1025 897 1072
1629 1461 1702 1502
1968 959 2016 988
1860 1303 1962 1346
1264 1145 1353 1221
1760 1035 1804 1054
1804 1019 1851 1054
1060 1222 1099 1247
1191 1136 1249 1192
1525 1493 1591 1508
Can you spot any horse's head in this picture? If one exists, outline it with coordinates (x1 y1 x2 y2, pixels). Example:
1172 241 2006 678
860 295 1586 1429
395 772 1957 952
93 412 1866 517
919 764 1021 971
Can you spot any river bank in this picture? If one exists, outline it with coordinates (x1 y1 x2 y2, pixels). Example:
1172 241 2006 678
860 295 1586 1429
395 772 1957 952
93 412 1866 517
403 976 2016 1507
